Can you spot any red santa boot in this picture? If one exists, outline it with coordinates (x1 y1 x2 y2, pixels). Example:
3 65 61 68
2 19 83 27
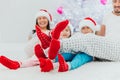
48 39 60 60
39 58 53 72
34 44 46 59
0 56 20 70
51 19 69 39
58 54 68 72
36 25 51 49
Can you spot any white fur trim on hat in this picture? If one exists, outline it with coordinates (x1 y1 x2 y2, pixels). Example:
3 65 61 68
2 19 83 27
68 22 74 35
35 9 52 22
79 17 96 33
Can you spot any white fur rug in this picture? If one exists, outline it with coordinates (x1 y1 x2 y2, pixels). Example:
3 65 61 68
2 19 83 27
0 43 120 80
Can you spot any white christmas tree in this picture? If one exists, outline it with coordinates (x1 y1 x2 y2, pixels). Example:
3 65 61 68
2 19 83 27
54 0 112 30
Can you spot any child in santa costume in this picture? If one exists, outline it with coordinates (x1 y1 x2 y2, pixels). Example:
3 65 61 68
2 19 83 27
0 9 69 70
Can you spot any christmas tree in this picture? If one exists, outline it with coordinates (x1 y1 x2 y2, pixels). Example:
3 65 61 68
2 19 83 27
54 0 112 30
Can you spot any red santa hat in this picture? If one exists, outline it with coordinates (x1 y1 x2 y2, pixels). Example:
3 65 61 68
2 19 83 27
79 17 96 33
35 9 52 22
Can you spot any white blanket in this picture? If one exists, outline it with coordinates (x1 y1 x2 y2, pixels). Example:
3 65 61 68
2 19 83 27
0 43 120 80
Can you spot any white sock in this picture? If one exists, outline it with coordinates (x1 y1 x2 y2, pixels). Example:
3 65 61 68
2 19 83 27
67 62 71 70
53 62 59 69
20 54 40 68
20 59 39 68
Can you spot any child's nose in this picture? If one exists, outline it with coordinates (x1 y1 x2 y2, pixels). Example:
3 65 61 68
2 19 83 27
85 28 88 31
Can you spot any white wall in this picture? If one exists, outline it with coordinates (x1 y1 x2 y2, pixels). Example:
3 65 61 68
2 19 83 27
0 0 62 43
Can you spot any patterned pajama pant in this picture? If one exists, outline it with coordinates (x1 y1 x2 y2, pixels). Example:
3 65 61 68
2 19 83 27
60 33 120 61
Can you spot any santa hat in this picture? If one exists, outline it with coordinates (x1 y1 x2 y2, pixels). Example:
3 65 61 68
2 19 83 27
35 9 52 22
79 17 96 33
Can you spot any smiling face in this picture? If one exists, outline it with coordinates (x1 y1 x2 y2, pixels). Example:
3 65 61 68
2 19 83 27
36 16 49 30
112 0 120 14
81 26 93 34
60 26 71 38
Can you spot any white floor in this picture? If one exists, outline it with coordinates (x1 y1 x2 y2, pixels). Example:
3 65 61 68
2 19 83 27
0 43 120 80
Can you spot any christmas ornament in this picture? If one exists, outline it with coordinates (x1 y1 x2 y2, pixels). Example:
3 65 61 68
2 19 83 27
57 6 63 15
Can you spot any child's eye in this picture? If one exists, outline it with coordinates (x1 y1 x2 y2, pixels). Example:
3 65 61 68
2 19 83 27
66 30 69 32
38 17 41 20
86 27 89 29
113 0 116 3
82 27 85 29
